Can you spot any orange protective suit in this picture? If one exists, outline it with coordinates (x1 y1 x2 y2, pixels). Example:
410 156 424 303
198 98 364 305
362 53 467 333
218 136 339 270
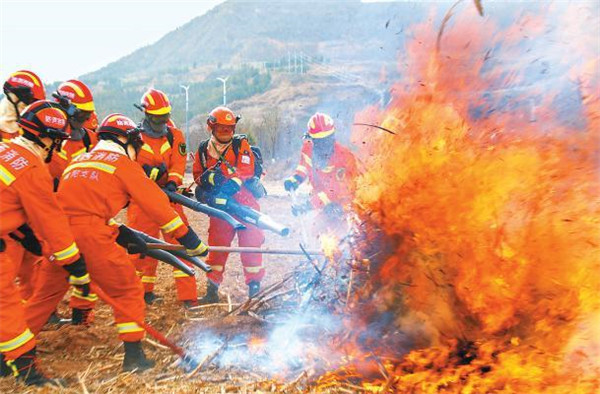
293 140 358 209
126 126 196 300
0 139 82 361
193 137 265 285
25 140 193 342
47 127 100 310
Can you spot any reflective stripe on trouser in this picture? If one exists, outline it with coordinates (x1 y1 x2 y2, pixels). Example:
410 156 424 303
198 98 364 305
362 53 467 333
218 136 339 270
0 249 36 360
127 201 198 301
69 286 99 309
26 221 146 342
205 213 265 285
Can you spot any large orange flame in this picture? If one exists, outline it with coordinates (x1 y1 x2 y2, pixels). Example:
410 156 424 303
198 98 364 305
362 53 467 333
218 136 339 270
332 2 600 392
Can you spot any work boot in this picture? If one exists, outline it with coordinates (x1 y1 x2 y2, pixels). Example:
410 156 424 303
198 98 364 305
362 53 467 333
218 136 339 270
198 281 219 305
143 292 163 305
6 348 64 387
122 341 155 373
71 308 94 326
248 281 261 298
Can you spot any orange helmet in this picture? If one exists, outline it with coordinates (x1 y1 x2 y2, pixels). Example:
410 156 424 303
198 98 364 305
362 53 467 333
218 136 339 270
56 80 95 111
141 88 171 115
3 70 46 105
83 111 98 131
207 106 239 127
18 100 69 141
98 113 143 152
307 112 335 139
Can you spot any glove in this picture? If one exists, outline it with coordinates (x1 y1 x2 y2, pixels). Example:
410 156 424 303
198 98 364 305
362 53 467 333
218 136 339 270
115 225 148 255
63 256 91 297
291 200 313 216
177 228 209 257
143 163 167 182
323 202 344 219
9 224 42 256
200 169 225 188
284 175 303 192
164 181 178 192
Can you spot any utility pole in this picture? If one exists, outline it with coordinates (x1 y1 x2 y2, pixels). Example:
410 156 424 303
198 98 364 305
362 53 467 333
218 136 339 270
216 76 229 105
179 84 190 147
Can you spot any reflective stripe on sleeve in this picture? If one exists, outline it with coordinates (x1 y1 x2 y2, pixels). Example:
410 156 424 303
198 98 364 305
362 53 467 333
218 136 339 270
0 164 16 186
141 276 156 284
301 153 313 167
0 329 34 352
160 216 184 234
296 165 308 175
53 242 79 261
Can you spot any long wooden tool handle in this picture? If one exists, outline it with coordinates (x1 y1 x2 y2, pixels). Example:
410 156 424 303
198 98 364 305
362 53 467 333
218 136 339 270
145 242 324 256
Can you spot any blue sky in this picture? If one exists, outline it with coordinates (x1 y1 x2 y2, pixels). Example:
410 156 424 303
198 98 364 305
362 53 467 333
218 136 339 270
0 0 225 84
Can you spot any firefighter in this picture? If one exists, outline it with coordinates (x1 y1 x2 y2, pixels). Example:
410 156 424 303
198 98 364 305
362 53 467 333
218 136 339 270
25 113 208 372
283 112 358 235
127 88 197 307
47 80 99 325
193 106 265 304
0 70 46 141
0 101 90 386
0 71 47 303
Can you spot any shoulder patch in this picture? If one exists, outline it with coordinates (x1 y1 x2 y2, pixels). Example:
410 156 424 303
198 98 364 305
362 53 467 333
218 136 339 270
178 143 187 156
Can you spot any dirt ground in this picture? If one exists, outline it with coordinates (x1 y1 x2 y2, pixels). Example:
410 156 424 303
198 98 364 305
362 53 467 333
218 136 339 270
0 181 321 393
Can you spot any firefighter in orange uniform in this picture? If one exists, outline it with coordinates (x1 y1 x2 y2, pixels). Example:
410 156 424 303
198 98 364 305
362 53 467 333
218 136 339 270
0 101 90 386
1 71 47 302
128 89 197 307
193 106 265 304
25 114 208 372
1 70 46 141
283 113 358 234
46 80 99 325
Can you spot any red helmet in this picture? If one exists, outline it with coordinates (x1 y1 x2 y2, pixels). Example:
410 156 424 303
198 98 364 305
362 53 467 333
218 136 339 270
141 89 171 115
56 80 95 111
83 111 98 131
3 70 46 105
307 112 335 139
207 106 239 127
18 100 69 141
98 113 143 152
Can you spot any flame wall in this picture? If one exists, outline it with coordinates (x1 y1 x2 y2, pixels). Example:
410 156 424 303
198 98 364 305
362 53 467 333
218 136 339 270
348 2 600 392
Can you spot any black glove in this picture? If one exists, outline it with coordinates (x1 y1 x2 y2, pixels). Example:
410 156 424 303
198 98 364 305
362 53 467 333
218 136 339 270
9 224 42 256
116 225 148 255
177 228 209 257
284 175 303 192
63 256 91 297
164 181 178 192
200 169 226 188
291 200 313 217
323 202 344 219
142 163 167 182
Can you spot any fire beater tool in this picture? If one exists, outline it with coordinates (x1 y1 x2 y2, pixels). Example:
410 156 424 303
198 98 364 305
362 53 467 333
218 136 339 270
91 284 200 371
143 242 324 256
